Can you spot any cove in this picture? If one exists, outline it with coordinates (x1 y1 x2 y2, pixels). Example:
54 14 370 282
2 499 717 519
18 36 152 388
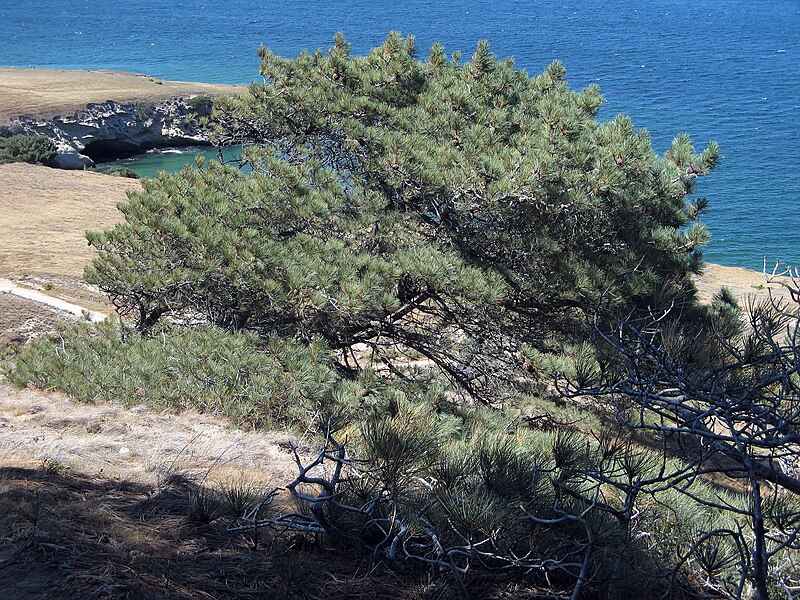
94 145 245 179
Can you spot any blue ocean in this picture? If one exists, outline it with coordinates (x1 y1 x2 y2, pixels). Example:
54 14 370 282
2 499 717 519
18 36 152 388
1 0 798 269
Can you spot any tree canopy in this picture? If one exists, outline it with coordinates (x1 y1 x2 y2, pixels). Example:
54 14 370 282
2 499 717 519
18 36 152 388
86 32 718 400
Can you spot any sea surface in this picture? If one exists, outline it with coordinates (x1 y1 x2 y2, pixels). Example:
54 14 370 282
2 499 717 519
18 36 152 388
1 1 798 269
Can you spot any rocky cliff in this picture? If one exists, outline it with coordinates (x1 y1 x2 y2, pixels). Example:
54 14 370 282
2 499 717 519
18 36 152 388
12 96 213 169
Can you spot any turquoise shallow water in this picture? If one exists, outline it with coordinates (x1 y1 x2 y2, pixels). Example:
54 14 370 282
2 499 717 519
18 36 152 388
94 146 242 179
1 0 798 268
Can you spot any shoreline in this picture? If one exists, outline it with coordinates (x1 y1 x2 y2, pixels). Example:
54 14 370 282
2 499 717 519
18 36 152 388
0 68 247 168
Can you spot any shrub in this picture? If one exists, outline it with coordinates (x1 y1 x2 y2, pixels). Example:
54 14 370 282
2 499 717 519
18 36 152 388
564 267 800 598
88 33 719 403
0 134 56 165
241 396 738 597
186 94 213 115
133 100 156 120
0 124 21 138
4 321 355 431
98 166 140 179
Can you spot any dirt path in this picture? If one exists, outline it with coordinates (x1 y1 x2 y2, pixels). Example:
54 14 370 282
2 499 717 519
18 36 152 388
0 278 106 322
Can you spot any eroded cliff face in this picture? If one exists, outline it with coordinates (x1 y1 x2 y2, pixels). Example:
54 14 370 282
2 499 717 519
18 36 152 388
13 97 212 169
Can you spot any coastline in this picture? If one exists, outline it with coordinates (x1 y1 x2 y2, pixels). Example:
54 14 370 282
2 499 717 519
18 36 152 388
0 68 248 168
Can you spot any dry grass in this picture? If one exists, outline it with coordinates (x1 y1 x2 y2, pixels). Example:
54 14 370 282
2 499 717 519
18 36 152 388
0 382 301 489
0 295 65 347
0 68 245 123
0 465 401 600
0 163 138 310
0 383 312 597
0 464 530 599
0 163 136 279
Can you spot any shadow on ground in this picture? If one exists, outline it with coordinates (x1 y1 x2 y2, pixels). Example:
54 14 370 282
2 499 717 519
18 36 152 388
0 466 538 600
0 466 417 600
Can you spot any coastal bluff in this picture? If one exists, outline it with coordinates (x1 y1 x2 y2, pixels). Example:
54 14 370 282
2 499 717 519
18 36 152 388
0 68 245 168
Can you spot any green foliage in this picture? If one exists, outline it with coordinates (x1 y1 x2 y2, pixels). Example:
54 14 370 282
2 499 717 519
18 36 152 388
0 134 56 165
8 32 757 597
0 124 20 138
133 100 156 120
87 33 718 401
186 94 213 115
5 320 353 431
281 403 732 595
97 166 140 179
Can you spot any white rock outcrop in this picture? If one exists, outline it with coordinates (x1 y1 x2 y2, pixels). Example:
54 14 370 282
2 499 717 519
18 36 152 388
13 97 211 169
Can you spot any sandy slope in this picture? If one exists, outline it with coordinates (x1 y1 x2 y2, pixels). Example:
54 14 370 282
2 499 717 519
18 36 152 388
695 262 792 306
0 68 246 123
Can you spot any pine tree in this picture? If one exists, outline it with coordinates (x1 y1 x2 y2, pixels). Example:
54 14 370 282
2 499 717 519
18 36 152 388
86 33 719 401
